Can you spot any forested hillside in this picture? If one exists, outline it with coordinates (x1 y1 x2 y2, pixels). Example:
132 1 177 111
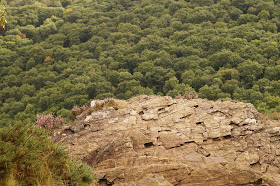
1 0 280 126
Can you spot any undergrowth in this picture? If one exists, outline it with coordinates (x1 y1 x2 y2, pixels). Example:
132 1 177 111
0 122 95 185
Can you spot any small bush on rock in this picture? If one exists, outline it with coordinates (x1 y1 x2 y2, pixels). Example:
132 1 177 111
35 113 64 131
92 98 116 110
71 98 117 120
71 105 90 117
175 92 199 100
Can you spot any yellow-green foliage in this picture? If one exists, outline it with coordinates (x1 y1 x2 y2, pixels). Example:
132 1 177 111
0 122 94 185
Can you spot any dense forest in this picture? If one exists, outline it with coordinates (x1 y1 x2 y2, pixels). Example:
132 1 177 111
1 0 280 126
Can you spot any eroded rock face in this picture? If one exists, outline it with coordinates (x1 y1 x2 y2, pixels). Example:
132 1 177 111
54 95 280 185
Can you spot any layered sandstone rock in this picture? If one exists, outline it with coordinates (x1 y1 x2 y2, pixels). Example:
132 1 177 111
54 95 280 185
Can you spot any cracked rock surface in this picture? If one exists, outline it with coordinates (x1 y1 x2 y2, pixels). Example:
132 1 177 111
55 95 280 185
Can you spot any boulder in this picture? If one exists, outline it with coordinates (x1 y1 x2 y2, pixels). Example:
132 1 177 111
54 95 280 185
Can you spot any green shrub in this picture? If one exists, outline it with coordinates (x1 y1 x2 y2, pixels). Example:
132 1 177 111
0 122 95 185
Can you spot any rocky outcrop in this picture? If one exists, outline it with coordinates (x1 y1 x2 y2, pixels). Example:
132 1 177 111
54 95 280 185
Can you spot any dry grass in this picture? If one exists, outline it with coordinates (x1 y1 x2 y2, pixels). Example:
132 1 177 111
2 163 62 186
260 112 280 121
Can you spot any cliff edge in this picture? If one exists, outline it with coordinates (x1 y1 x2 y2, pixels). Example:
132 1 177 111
54 95 280 185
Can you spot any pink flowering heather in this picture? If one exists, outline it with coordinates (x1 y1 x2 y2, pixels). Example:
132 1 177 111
81 105 89 112
71 106 81 116
35 113 64 130
71 105 89 117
